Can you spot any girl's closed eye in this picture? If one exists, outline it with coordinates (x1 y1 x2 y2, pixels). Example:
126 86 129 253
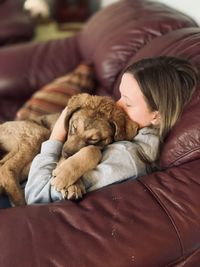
125 101 132 107
123 98 133 108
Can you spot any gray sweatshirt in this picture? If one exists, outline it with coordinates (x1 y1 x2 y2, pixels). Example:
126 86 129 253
25 127 160 204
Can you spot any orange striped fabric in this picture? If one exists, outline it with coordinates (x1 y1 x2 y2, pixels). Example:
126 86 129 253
16 64 96 120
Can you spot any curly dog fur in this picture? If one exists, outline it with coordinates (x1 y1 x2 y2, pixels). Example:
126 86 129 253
0 93 138 206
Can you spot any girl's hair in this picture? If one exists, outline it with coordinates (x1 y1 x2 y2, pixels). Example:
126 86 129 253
125 56 198 141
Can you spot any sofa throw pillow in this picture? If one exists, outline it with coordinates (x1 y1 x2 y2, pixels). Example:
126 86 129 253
16 63 96 120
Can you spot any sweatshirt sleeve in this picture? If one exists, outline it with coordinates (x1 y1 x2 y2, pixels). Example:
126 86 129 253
25 140 64 204
82 129 160 192
25 128 160 203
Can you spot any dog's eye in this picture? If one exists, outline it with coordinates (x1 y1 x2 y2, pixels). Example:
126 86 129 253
87 138 100 145
70 123 77 135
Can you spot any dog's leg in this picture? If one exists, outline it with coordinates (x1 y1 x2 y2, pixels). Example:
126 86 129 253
0 151 16 166
0 150 37 206
50 145 102 192
0 166 25 206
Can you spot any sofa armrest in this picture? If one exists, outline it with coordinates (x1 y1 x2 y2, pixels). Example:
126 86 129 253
0 35 82 121
140 158 200 262
0 159 199 266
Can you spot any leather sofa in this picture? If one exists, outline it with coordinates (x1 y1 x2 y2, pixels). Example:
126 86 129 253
0 0 199 266
0 0 35 46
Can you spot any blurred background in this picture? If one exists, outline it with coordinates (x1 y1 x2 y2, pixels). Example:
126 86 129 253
0 0 199 46
24 0 103 42
29 0 141 41
0 0 103 45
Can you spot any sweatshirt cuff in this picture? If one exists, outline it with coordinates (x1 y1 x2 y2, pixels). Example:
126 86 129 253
41 140 63 156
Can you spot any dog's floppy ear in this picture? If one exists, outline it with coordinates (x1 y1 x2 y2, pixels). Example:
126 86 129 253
64 93 92 132
111 106 138 141
64 106 80 133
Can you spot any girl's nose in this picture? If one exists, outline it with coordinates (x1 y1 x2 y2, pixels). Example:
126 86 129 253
116 99 125 111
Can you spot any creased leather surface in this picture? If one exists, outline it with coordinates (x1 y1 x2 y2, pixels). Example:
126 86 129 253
0 179 181 267
78 0 197 93
169 248 200 267
140 159 200 258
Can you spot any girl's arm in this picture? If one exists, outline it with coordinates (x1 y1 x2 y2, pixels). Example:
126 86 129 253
82 128 160 192
25 127 159 204
25 107 68 204
25 140 64 204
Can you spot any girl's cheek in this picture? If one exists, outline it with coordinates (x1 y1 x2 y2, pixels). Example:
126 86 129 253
127 109 136 122
116 99 135 119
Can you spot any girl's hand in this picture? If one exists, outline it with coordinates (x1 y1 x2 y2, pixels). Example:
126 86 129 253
49 106 68 142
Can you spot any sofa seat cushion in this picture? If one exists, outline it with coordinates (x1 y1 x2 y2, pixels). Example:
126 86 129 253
0 178 183 267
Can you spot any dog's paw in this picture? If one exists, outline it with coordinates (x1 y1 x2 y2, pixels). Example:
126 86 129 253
60 180 86 200
51 159 76 191
50 176 68 192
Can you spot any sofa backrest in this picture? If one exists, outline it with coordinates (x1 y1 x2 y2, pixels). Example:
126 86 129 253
114 27 200 169
0 0 35 46
77 0 198 96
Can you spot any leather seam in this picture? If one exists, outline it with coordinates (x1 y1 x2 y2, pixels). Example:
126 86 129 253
167 146 200 168
165 247 200 267
138 179 185 256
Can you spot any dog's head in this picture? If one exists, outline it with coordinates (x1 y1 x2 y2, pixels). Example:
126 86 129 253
62 93 138 157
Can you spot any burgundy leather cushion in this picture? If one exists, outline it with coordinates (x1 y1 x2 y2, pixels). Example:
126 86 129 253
0 177 184 267
0 0 35 46
77 0 197 95
0 35 81 122
113 28 200 169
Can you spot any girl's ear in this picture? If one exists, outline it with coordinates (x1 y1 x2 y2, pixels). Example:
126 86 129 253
151 111 161 126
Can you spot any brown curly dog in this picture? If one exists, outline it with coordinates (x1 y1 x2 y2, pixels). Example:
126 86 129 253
0 93 138 206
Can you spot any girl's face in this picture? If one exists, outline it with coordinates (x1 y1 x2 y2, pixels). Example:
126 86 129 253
117 73 160 128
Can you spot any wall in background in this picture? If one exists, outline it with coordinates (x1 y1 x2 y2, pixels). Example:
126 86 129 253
101 0 200 25
153 0 200 25
89 0 101 15
101 0 117 7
